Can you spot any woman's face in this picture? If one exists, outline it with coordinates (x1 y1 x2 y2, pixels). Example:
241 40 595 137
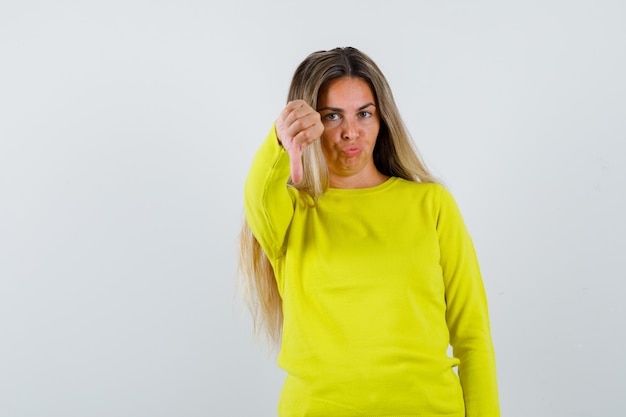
317 77 381 187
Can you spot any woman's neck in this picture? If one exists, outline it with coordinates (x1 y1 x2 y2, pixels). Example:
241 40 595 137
328 169 390 189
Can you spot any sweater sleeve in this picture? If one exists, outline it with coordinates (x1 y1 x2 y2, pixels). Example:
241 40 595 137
244 126 296 262
435 185 500 417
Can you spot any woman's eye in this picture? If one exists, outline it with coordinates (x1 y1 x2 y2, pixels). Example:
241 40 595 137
359 111 371 118
324 113 340 121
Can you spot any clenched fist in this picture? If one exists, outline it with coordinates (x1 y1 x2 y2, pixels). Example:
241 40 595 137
275 100 324 184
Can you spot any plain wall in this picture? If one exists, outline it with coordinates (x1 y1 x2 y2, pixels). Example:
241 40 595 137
1 1 624 416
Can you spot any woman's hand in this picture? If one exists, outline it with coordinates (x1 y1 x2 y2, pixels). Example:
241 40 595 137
275 100 324 184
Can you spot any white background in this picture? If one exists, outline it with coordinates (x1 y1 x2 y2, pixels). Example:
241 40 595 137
1 1 625 416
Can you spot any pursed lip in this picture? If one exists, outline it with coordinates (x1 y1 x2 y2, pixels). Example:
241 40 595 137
340 146 361 156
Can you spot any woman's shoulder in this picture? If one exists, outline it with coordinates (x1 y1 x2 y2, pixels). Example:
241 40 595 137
390 178 458 210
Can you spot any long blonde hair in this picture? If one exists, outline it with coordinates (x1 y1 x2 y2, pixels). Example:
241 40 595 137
238 47 438 346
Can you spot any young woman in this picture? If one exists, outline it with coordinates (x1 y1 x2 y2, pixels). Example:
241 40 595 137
240 47 500 417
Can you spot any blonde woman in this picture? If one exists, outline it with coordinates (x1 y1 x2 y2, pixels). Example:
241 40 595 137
240 47 499 417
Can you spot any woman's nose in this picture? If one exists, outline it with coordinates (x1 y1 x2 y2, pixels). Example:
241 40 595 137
342 118 358 140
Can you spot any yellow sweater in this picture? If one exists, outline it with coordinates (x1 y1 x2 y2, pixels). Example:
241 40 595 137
244 129 499 417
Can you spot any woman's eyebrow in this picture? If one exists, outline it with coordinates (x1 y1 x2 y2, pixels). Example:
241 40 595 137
317 103 376 112
358 103 376 111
